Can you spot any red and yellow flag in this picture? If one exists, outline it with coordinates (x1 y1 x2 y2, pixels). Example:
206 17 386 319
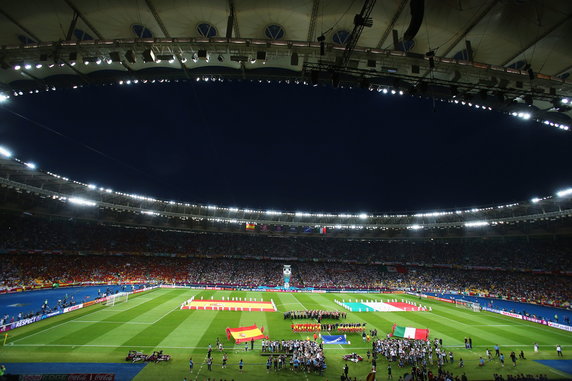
226 325 266 343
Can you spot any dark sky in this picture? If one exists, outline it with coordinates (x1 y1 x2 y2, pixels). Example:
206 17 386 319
0 81 570 213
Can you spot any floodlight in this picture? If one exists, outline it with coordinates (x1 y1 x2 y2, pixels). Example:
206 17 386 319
68 197 96 207
68 52 77 65
0 94 8 103
407 224 423 230
87 184 97 190
464 221 489 227
14 65 21 70
142 49 156 63
109 52 121 62
197 50 209 62
562 98 569 104
531 197 541 203
156 54 174 63
125 50 136 64
24 162 36 169
358 213 368 219
0 146 12 158
256 51 266 63
24 64 32 70
556 188 572 197
35 63 42 69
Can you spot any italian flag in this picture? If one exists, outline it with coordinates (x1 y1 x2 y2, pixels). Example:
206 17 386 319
391 324 429 340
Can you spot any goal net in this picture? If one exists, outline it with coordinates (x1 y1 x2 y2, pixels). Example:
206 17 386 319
455 299 480 312
103 292 129 307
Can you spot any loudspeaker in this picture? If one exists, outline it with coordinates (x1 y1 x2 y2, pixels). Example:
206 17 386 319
290 52 299 66
125 50 136 64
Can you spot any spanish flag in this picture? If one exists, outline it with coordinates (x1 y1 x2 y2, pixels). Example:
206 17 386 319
245 223 256 231
226 325 266 343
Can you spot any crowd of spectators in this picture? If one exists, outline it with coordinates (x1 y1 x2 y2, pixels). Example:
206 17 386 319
0 253 570 310
1 213 571 271
0 213 570 312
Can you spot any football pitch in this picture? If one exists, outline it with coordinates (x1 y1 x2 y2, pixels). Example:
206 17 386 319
0 288 571 380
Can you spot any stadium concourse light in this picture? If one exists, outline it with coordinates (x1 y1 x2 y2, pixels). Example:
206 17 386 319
464 221 489 227
407 224 424 230
87 184 97 190
68 197 97 207
556 188 572 197
0 146 12 158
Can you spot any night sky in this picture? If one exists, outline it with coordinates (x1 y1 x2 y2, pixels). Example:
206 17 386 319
0 81 570 213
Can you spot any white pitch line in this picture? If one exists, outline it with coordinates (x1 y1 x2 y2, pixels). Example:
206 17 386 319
11 290 161 344
149 305 181 324
72 320 151 325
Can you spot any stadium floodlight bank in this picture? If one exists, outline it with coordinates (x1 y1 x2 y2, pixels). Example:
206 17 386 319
455 299 480 312
103 292 129 307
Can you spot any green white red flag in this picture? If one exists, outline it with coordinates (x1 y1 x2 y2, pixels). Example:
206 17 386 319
391 324 429 340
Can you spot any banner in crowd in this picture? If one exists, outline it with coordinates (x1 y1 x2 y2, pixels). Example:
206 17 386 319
321 335 349 344
391 324 429 340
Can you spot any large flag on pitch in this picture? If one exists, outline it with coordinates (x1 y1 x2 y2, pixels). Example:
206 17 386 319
391 324 429 340
321 335 349 344
226 324 266 343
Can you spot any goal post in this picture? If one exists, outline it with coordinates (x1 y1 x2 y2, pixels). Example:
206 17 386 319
455 299 480 312
103 292 129 307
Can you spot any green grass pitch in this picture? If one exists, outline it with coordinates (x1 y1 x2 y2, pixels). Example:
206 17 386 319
0 288 571 380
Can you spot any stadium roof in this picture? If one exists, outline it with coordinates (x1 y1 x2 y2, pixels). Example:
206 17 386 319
1 0 572 129
1 154 571 237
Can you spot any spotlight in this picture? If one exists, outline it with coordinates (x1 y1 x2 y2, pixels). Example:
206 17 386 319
14 64 21 70
524 94 533 106
156 54 175 63
310 70 319 87
142 49 156 63
68 52 77 65
197 50 209 62
125 50 136 64
24 64 32 70
109 52 121 62
256 51 266 64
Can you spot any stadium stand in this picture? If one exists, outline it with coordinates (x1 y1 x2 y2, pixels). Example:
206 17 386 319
1 212 570 322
